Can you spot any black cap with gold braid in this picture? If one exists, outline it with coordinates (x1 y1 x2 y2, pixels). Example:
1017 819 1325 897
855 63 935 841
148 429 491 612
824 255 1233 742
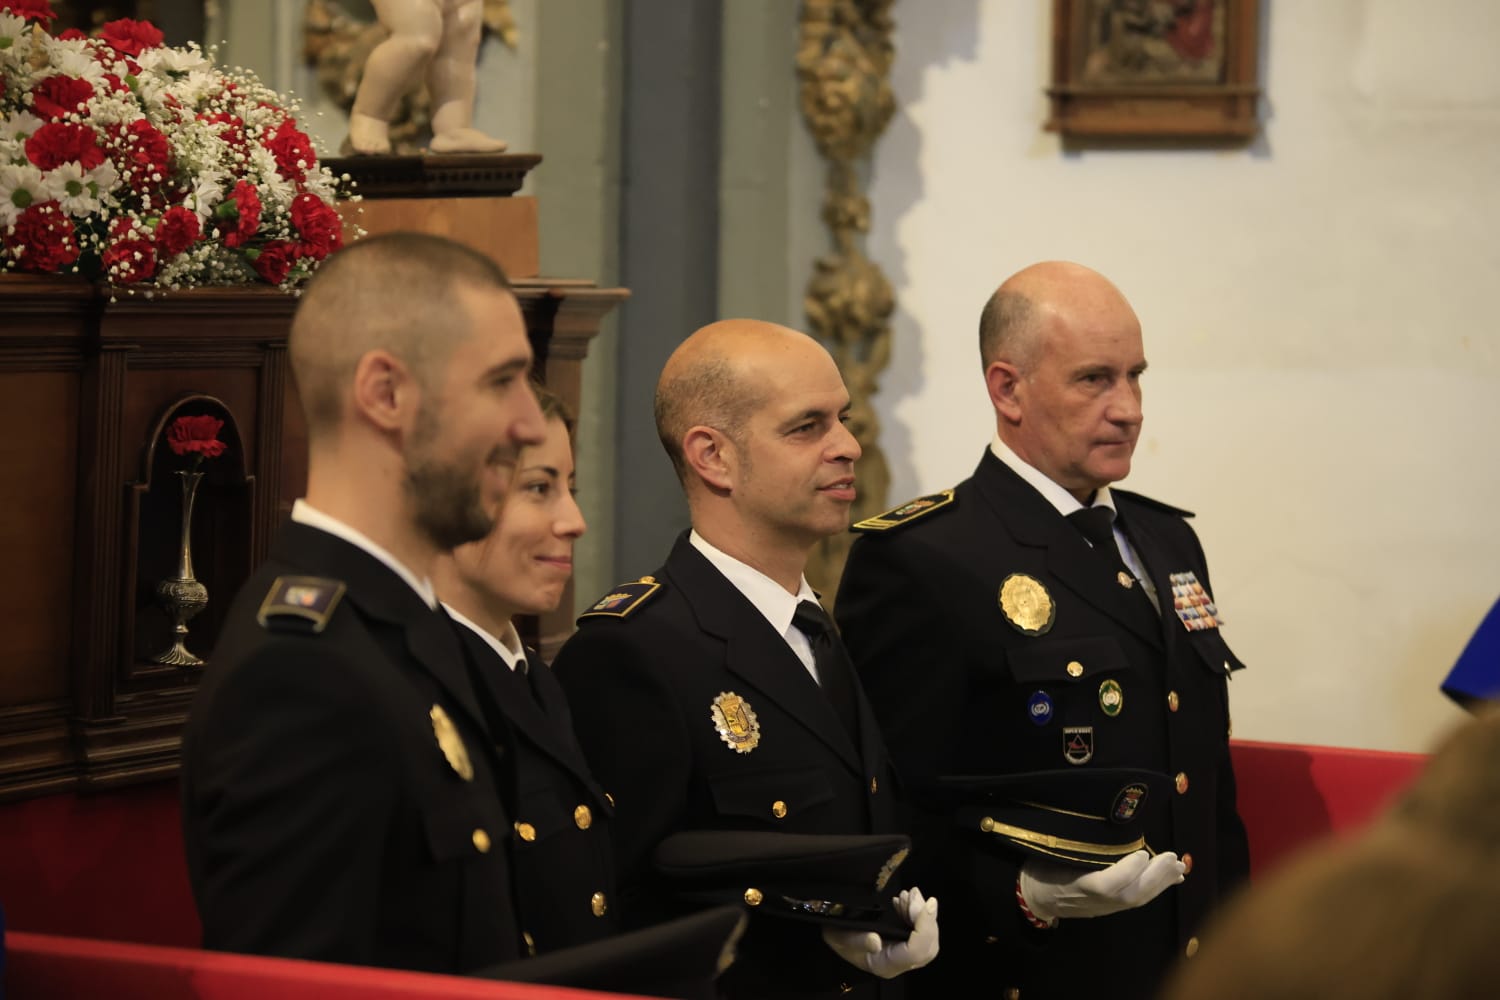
936 768 1173 869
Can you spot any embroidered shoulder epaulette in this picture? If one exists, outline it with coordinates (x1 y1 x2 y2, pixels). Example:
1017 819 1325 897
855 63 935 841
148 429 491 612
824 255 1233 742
1111 489 1195 519
851 489 957 532
578 576 664 620
256 575 347 633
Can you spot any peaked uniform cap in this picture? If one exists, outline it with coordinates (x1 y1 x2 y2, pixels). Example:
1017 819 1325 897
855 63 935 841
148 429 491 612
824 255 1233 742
936 768 1174 869
477 904 747 1000
653 830 914 937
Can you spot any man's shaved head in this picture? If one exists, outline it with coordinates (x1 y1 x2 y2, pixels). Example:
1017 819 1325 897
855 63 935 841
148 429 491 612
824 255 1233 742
654 319 811 481
978 261 1129 373
290 232 514 437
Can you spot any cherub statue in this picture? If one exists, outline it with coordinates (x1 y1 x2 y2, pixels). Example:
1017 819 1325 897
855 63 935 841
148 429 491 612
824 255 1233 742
346 0 507 155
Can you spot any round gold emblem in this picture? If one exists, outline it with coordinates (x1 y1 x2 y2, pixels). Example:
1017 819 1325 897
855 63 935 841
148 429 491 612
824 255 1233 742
998 573 1055 635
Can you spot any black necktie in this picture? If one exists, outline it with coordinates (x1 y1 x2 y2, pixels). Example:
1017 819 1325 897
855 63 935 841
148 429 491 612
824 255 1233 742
791 600 861 744
1067 506 1135 581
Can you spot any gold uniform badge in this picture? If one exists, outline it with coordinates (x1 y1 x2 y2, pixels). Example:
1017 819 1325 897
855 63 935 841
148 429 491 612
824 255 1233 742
710 691 761 753
999 573 1056 635
429 704 473 781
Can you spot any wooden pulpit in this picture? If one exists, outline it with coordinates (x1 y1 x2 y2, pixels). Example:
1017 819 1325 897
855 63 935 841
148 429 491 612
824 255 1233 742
0 154 626 800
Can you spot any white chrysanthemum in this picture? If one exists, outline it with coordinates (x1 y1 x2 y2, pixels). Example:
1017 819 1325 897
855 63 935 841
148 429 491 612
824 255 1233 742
0 14 32 64
0 161 51 228
0 109 45 145
248 146 294 209
186 167 227 223
160 68 218 109
134 74 170 116
41 44 109 85
137 44 210 78
300 168 337 203
47 159 119 217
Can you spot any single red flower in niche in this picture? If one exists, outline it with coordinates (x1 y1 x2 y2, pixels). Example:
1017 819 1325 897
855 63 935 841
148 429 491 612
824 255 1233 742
167 415 227 462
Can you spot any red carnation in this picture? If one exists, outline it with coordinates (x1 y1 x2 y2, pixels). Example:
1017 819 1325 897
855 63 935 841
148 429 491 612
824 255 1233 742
1 0 57 25
108 118 172 190
24 121 105 171
3 201 79 273
264 119 314 184
99 17 164 56
167 415 226 459
216 180 261 248
249 240 298 285
103 233 157 284
57 27 87 40
290 192 343 261
154 205 201 258
32 74 95 120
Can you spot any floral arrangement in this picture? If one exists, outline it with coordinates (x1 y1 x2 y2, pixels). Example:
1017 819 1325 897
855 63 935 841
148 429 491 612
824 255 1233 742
167 413 226 470
0 0 350 290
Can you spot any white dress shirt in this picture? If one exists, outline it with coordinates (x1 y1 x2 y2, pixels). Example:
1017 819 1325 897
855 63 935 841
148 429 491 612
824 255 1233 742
444 604 528 673
689 530 824 683
291 499 438 610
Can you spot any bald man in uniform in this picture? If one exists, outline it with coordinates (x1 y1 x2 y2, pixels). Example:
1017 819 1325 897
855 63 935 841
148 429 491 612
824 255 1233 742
836 262 1249 999
182 233 548 972
552 320 939 998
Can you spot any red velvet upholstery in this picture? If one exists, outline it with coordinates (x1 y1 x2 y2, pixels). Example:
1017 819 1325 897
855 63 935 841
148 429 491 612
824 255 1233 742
4 931 644 1000
0 781 198 947
1230 739 1428 876
0 741 1429 998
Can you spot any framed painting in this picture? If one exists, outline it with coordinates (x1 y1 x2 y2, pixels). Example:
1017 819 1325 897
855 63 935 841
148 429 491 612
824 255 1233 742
1045 0 1261 139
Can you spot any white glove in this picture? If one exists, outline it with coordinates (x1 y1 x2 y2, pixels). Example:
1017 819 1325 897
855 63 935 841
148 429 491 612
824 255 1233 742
821 887 940 979
1019 850 1184 924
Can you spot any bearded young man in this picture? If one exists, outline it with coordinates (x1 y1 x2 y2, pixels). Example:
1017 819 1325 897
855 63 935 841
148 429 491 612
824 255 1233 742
182 232 547 973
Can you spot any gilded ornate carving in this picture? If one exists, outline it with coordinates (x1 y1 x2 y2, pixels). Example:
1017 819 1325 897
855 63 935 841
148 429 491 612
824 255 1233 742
796 0 897 600
303 0 517 155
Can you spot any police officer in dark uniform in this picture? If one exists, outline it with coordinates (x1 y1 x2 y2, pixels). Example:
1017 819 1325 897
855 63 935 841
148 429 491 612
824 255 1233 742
433 383 617 955
552 319 940 997
836 262 1249 1000
182 233 550 973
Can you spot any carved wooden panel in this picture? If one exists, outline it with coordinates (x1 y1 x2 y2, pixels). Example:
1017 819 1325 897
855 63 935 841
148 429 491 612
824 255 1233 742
0 159 625 799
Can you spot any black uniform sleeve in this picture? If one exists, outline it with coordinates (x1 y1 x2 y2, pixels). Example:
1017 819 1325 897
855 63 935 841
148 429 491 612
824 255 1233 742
837 534 1031 944
186 641 398 963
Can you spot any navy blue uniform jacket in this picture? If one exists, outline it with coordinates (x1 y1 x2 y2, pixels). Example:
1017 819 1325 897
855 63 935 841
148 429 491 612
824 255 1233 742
835 452 1250 1000
182 523 523 973
552 533 904 998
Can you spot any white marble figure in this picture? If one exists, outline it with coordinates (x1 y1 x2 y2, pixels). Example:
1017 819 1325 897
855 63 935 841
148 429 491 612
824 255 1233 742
347 0 507 155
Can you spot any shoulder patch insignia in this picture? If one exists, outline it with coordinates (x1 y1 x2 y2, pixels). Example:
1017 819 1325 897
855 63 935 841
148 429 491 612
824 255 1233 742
256 575 346 633
578 576 663 620
851 489 957 532
1111 488 1194 519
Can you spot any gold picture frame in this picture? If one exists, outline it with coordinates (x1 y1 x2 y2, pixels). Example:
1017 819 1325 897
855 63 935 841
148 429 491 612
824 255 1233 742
1045 0 1262 139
